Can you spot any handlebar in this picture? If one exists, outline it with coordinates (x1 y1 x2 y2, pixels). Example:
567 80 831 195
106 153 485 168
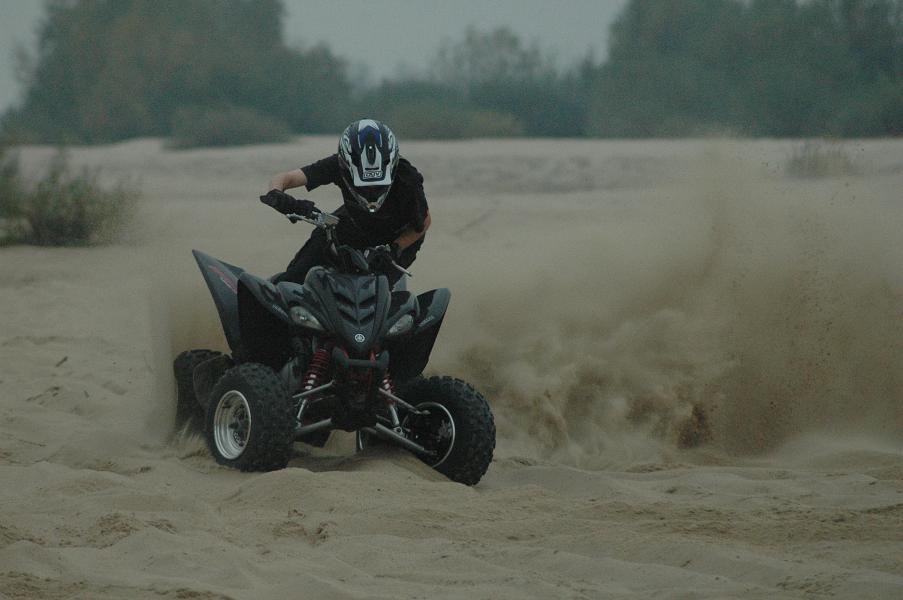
284 210 339 228
282 207 411 278
391 261 413 278
367 245 413 278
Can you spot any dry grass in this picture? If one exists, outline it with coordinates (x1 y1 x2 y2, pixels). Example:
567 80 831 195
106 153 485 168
0 148 137 246
785 140 860 178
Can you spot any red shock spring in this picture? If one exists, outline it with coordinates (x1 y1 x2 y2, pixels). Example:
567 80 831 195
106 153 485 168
303 348 331 391
381 372 395 399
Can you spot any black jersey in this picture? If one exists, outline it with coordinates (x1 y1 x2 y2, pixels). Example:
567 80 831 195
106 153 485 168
301 154 428 248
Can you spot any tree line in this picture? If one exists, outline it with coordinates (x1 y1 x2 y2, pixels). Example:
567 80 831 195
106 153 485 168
3 0 901 144
3 0 349 143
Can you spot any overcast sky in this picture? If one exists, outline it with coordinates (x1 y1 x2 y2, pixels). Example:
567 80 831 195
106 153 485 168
0 0 624 112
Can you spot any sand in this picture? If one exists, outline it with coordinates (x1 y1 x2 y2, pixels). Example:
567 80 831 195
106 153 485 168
0 137 901 599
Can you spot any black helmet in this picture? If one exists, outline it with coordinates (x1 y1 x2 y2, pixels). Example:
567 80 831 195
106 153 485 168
337 119 399 213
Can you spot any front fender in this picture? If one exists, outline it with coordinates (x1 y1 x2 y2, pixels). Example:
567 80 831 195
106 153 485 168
192 250 244 354
237 273 293 368
414 288 450 334
387 288 450 384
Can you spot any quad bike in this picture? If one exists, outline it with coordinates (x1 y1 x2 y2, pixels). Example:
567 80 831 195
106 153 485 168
173 202 495 485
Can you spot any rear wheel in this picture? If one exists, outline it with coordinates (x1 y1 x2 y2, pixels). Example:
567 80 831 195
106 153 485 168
205 363 295 471
173 349 223 430
399 376 495 485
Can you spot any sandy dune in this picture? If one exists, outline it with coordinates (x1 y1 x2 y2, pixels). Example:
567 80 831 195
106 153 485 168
1 137 901 599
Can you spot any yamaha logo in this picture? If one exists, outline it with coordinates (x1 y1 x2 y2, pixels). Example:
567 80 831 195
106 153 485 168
354 333 366 343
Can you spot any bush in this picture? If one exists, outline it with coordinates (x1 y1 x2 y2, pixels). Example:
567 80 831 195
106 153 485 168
785 141 861 178
463 109 525 138
831 77 903 137
0 146 20 203
0 146 24 242
0 149 137 246
386 100 523 139
168 105 291 149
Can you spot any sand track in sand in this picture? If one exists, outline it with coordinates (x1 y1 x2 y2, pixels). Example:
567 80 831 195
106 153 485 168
1 137 901 599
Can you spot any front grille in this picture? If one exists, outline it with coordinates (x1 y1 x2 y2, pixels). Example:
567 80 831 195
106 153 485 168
331 276 378 326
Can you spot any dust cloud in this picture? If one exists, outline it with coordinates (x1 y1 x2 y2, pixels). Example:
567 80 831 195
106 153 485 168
424 148 903 467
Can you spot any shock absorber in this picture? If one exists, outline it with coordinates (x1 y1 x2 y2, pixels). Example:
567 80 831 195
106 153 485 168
303 348 331 391
381 371 403 430
380 372 395 396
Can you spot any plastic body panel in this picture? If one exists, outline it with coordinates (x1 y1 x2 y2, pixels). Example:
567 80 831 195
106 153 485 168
237 272 294 369
386 288 450 384
193 250 295 368
192 250 244 353
193 249 450 382
301 267 392 356
413 288 449 335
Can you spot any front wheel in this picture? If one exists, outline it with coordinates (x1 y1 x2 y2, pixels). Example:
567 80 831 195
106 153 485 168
205 363 295 471
399 376 495 485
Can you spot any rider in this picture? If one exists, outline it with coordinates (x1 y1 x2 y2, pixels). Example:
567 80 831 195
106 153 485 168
261 119 430 285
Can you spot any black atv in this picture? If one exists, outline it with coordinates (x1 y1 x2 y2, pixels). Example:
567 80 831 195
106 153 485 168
173 204 495 485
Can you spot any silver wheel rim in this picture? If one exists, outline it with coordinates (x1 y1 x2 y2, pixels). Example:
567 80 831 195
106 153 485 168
415 402 455 468
213 390 251 459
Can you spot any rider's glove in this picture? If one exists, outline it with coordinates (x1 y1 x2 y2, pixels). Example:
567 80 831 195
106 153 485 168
260 189 315 217
367 244 397 268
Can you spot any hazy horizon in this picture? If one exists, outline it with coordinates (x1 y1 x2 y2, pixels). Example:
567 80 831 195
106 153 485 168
0 0 622 113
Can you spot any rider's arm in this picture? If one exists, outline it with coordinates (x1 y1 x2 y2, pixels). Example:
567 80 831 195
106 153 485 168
270 155 341 192
393 211 431 252
268 169 307 192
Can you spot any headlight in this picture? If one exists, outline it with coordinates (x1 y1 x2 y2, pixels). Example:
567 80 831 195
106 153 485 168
387 313 414 337
290 306 324 331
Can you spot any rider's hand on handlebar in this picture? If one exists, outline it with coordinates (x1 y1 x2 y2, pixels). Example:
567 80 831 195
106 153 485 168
364 244 412 277
366 244 399 268
260 189 316 217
